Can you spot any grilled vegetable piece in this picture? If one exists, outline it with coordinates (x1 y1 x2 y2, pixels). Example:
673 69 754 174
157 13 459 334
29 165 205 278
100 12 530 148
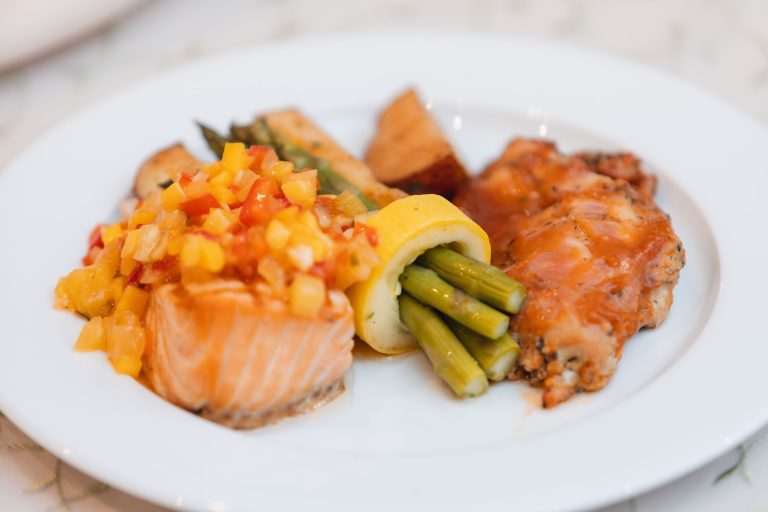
365 88 468 197
398 293 488 398
418 246 527 314
133 144 202 199
260 110 406 207
399 264 509 340
445 318 520 381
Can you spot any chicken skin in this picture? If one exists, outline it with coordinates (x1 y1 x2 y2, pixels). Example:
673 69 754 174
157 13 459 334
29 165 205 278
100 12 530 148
454 140 684 407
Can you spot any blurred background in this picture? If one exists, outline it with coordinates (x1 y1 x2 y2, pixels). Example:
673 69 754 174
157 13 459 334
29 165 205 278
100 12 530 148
1 0 767 511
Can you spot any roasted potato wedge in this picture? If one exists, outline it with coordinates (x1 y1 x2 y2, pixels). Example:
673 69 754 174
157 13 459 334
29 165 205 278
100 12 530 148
365 89 468 197
133 144 202 199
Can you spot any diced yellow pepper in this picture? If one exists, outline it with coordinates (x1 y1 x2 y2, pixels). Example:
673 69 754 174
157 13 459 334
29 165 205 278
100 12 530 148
221 142 252 174
101 223 124 246
200 161 223 178
112 356 142 377
55 243 123 319
264 161 294 182
209 185 237 206
129 208 157 229
120 255 140 278
122 229 140 259
166 235 183 256
265 219 292 252
107 311 146 376
161 182 187 210
110 276 126 305
180 236 225 273
202 208 235 236
282 178 316 207
74 316 107 352
114 285 150 317
289 273 326 318
199 240 225 273
209 171 233 187
274 205 300 224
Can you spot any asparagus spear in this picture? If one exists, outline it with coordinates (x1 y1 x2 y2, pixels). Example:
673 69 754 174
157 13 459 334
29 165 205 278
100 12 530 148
265 125 380 210
445 318 519 381
399 264 509 339
398 293 488 398
197 122 230 159
418 246 527 314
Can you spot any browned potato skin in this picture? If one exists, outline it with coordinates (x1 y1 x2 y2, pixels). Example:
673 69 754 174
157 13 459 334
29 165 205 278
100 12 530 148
133 144 202 199
365 89 469 198
263 110 406 207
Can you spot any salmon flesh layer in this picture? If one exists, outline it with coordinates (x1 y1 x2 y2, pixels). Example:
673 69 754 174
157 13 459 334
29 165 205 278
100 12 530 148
144 280 354 428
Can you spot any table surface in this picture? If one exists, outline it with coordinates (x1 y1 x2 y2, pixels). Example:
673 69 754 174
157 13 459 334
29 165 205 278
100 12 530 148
1 0 767 510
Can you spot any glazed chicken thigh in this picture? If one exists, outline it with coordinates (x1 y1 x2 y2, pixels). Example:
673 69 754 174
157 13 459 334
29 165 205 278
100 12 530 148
455 140 684 406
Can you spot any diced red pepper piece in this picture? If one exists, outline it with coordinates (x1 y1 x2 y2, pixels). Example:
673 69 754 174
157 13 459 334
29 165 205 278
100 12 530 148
150 256 177 272
177 172 193 187
239 178 284 226
180 193 220 217
309 258 337 285
353 223 379 246
87 224 105 250
127 264 144 285
228 227 268 280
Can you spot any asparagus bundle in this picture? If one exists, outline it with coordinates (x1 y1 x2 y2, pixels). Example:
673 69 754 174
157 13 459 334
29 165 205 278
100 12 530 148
198 121 528 398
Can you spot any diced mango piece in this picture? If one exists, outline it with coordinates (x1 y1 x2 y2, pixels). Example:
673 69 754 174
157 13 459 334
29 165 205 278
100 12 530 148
129 208 157 229
289 273 326 318
74 316 107 352
107 311 145 377
265 219 291 252
110 276 126 305
200 161 223 177
209 185 237 206
282 178 316 207
161 182 187 210
184 179 209 199
122 229 140 259
202 208 235 236
166 235 183 256
101 223 124 246
209 171 233 187
114 286 150 317
112 356 142 377
221 142 252 174
180 236 225 273
54 242 122 318
274 205 300 224
264 161 294 182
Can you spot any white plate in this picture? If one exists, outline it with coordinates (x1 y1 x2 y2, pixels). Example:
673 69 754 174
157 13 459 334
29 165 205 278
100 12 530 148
0 32 766 512
0 0 146 71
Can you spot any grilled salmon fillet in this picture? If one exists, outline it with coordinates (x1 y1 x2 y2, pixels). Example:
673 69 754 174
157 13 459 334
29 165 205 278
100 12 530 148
455 139 684 407
144 280 354 428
